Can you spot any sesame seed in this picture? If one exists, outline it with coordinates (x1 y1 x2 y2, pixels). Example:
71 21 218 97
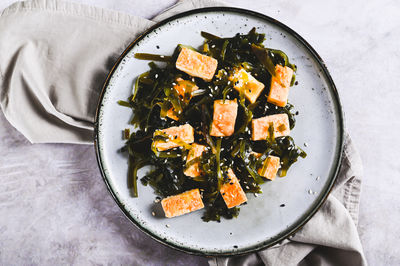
155 74 158 78
308 189 313 194
154 198 160 203
166 224 170 228
254 193 258 197
211 44 216 48
304 142 308 147
152 212 156 216
316 176 320 181
160 55 165 58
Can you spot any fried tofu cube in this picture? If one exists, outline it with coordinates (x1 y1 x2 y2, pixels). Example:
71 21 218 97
258 155 280 180
251 113 290 140
251 153 280 180
267 65 294 107
154 124 194 151
275 65 293 88
173 78 199 97
268 83 289 107
210 99 238 137
220 169 247 208
250 151 262 158
161 189 204 218
184 144 207 177
165 78 199 121
176 47 218 81
230 68 265 103
166 108 179 121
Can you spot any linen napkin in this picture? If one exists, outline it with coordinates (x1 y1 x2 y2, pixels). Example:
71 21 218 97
0 0 366 265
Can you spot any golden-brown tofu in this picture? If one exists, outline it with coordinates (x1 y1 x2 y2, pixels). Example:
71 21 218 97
173 78 198 97
220 169 247 208
184 144 207 177
251 113 290 140
276 64 293 88
176 47 218 81
230 68 265 103
210 99 238 137
267 65 294 107
161 189 204 218
250 151 262 158
258 155 280 180
166 108 179 121
154 124 194 151
165 78 199 121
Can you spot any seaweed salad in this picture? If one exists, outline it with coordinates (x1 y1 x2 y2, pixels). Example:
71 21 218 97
118 28 306 222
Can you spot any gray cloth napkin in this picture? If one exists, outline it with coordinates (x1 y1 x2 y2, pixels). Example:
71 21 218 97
0 0 367 265
209 132 366 266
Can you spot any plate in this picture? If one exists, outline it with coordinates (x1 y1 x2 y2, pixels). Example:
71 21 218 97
94 7 343 256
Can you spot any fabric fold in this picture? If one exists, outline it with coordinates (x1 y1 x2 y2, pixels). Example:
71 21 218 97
0 0 154 143
209 133 366 266
0 0 366 265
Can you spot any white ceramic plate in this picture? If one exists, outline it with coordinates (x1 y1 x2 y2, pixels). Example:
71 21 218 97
94 7 343 256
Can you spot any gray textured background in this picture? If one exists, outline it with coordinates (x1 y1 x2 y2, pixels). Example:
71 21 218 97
1 0 400 265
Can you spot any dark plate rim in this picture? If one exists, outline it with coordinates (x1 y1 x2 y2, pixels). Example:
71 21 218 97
94 6 344 257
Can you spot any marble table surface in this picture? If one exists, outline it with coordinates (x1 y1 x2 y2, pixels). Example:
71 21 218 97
1 0 400 265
